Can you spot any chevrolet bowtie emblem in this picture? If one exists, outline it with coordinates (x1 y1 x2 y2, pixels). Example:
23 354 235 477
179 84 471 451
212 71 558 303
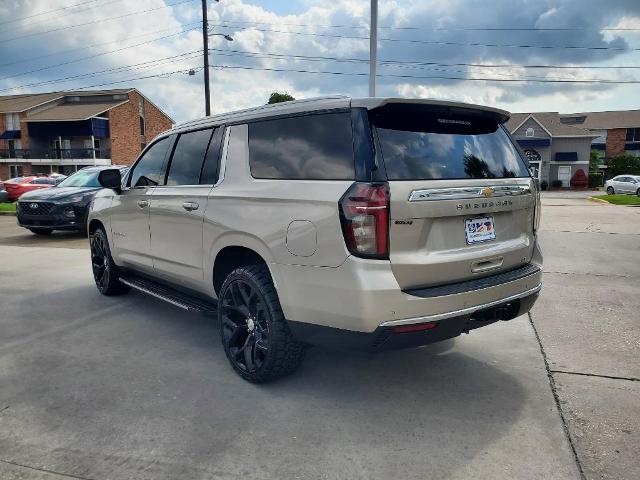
481 187 495 198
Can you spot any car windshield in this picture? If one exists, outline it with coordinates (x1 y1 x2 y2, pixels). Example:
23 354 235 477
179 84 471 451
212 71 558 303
56 170 101 188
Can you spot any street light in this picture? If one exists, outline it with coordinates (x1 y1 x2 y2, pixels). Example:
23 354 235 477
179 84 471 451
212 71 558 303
205 32 233 115
202 0 233 116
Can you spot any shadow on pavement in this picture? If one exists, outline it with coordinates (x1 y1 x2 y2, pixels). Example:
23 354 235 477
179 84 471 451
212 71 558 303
1 286 527 479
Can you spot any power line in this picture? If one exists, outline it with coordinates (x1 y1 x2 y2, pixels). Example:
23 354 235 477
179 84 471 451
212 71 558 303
0 0 102 26
0 0 198 44
0 51 203 93
0 22 200 68
0 26 199 81
211 24 640 51
209 64 640 84
207 47 640 70
214 18 640 32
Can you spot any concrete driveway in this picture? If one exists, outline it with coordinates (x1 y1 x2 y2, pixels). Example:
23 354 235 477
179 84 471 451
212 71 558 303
535 192 640 480
1 188 638 479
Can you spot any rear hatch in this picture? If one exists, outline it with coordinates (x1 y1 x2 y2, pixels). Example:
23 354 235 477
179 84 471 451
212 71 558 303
370 102 536 290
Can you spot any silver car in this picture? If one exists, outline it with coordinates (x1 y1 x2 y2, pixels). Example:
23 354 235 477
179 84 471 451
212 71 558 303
605 175 640 196
88 97 543 382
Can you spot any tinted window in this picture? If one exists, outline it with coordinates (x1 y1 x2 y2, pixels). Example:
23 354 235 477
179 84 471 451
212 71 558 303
374 110 530 180
129 137 169 187
248 112 354 180
166 128 213 186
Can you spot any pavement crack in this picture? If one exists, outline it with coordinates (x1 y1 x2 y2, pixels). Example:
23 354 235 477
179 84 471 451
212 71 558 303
528 312 587 480
0 459 96 480
550 370 640 382
0 405 9 414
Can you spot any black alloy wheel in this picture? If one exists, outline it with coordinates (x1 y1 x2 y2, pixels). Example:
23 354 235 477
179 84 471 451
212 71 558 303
91 232 110 292
219 265 306 382
607 186 614 195
90 228 129 296
221 279 270 373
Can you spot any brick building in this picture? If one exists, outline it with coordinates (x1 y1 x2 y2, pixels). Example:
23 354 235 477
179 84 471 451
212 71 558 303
558 110 640 162
0 89 173 179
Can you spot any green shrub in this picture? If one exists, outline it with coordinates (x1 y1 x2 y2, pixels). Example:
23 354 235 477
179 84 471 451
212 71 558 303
551 180 563 188
588 172 603 188
606 154 640 177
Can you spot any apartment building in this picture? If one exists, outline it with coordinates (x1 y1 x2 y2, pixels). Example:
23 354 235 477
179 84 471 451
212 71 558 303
0 88 173 179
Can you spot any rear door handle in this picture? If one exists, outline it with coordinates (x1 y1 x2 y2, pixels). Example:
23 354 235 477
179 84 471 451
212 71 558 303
137 200 149 208
182 201 199 211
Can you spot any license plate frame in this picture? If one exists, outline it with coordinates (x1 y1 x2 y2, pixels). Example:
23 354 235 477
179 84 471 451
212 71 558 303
464 216 496 244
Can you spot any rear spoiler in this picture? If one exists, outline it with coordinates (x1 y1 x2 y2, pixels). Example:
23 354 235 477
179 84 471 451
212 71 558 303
352 98 510 124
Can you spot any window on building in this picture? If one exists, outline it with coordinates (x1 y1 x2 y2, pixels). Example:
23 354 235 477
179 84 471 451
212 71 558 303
5 113 20 131
9 165 24 178
626 128 640 142
248 112 355 180
66 96 81 102
113 94 127 100
165 128 214 186
129 137 170 187
139 116 145 136
525 127 535 137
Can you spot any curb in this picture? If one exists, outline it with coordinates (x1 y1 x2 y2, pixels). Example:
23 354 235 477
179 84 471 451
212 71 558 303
0 211 16 216
588 197 610 204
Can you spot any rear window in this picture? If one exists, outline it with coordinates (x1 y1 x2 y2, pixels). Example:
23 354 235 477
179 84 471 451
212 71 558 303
373 109 529 180
248 112 354 180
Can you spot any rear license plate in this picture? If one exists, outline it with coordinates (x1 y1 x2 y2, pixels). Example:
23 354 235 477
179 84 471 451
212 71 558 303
465 216 496 244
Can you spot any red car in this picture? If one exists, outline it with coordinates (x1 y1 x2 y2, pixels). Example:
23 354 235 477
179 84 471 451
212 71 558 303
3 176 63 201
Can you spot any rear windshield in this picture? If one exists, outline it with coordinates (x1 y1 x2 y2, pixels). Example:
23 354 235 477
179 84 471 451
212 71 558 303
373 109 530 180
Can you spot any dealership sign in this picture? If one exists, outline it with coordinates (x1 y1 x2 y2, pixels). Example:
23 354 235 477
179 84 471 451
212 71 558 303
523 148 541 162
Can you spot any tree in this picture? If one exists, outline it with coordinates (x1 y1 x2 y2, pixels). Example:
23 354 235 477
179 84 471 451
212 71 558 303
606 154 640 177
267 92 295 104
589 150 602 172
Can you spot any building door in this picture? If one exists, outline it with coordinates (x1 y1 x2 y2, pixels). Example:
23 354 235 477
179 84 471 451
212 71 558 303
558 166 571 187
529 161 541 181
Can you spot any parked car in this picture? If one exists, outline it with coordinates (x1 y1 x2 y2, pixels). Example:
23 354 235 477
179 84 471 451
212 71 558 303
17 167 128 235
4 175 65 201
88 97 543 382
604 175 640 196
0 180 8 203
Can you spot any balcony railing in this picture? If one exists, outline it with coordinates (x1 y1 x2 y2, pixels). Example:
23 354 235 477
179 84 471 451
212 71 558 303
0 148 111 160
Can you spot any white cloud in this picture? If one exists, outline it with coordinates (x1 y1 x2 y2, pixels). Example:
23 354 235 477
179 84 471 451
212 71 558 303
1 0 639 123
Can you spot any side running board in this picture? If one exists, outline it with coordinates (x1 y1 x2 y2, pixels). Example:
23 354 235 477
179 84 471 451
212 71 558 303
119 275 217 314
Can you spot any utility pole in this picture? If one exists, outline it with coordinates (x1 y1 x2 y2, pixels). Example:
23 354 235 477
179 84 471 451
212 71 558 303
369 0 378 97
202 0 211 116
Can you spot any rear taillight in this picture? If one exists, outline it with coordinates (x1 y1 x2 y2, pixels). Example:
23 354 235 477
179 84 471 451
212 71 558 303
339 182 390 259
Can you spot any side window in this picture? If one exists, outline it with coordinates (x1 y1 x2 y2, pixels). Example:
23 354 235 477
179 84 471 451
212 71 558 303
166 128 213 186
129 137 169 187
248 112 354 180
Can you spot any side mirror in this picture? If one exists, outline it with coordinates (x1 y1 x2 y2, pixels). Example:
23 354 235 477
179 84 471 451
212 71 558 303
98 169 122 192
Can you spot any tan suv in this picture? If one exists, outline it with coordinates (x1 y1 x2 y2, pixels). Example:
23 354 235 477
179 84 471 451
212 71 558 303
88 97 542 382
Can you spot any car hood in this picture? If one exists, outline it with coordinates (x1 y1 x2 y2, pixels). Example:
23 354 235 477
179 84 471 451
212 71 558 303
18 186 100 201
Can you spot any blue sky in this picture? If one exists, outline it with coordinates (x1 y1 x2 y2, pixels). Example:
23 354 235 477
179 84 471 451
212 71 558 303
1 0 640 123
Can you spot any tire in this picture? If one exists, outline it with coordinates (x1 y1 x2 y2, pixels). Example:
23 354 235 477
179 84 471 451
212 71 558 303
89 228 129 296
219 264 306 383
606 186 614 195
636 188 640 197
29 228 52 235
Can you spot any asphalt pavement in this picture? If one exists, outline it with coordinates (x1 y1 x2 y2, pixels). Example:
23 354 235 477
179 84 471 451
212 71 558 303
0 191 638 479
